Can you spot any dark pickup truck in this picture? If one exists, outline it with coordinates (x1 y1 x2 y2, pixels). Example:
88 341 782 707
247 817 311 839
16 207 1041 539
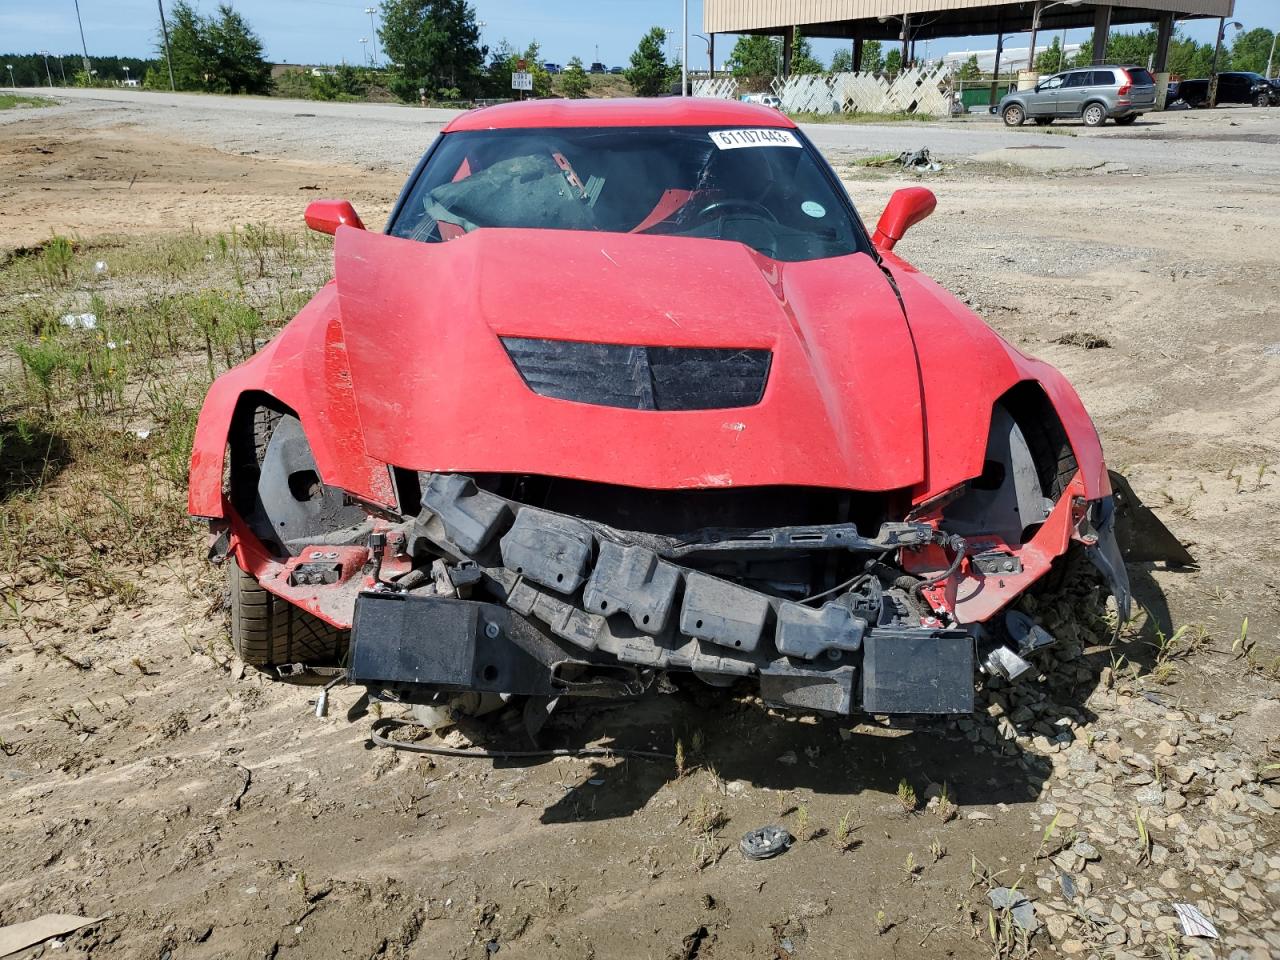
1176 72 1279 107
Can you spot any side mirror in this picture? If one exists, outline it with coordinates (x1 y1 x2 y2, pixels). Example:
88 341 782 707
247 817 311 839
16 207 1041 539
304 199 366 235
872 187 937 253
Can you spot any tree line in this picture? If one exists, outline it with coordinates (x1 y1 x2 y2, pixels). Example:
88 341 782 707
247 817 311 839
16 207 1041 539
3 4 1272 101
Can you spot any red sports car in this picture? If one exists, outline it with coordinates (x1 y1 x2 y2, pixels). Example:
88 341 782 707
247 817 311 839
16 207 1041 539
189 98 1132 719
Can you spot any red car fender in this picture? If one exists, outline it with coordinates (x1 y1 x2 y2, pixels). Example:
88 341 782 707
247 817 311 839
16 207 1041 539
884 255 1111 503
187 283 396 520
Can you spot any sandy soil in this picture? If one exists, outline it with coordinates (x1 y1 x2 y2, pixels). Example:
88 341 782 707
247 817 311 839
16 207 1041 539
1 101 1278 960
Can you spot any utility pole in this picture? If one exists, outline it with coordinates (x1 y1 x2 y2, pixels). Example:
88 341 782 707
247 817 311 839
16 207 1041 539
1266 30 1277 79
40 50 53 87
6 65 15 91
681 0 688 95
73 0 92 75
157 0 177 90
364 7 379 67
1208 19 1242 107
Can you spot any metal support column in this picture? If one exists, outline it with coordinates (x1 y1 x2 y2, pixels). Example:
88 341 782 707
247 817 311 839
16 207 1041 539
853 36 864 72
1092 4 1112 65
782 25 795 77
1153 11 1174 108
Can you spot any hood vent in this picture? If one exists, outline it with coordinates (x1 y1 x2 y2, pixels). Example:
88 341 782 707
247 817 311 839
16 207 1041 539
501 337 771 411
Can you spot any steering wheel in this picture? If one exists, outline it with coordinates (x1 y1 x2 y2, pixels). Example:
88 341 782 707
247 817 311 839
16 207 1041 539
695 198 778 223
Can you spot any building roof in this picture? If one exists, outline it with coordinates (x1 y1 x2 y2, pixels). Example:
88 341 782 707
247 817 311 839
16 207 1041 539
704 0 1235 38
443 97 796 132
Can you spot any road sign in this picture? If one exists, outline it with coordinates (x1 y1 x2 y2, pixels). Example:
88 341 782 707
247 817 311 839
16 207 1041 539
511 71 533 91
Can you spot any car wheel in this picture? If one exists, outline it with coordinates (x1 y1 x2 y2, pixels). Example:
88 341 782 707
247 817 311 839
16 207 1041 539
1034 117 1054 126
1082 103 1106 127
228 561 349 668
1003 104 1025 127
1255 93 1270 107
1114 114 1138 126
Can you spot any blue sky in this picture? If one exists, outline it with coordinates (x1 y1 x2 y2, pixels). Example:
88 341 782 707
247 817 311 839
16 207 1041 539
1 0 1271 69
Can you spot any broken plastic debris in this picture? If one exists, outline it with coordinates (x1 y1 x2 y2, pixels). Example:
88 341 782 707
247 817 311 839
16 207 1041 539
739 825 791 860
1173 903 1218 939
93 260 108 275
134 429 151 440
898 147 942 173
987 888 1039 933
0 915 104 956
59 312 97 330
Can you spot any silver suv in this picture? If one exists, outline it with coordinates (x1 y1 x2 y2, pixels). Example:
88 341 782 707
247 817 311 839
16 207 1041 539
999 66 1157 128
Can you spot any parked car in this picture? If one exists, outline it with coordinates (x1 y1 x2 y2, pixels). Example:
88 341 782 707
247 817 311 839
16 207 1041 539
740 92 782 109
589 61 606 74
1175 72 1278 107
542 62 562 75
999 65 1156 127
191 98 1136 723
609 66 624 75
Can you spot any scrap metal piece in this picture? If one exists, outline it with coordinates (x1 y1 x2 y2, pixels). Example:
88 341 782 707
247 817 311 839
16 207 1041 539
1005 610 1056 657
501 507 594 594
982 645 1033 682
739 825 791 860
679 571 770 653
420 473 512 554
775 601 865 660
582 540 680 634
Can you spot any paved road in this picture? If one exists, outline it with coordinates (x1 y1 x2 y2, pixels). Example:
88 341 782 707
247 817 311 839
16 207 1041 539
12 85 1280 178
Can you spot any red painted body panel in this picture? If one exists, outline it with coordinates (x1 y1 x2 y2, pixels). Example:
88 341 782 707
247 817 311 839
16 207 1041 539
332 226 925 492
443 97 796 133
882 252 1109 501
187 285 395 519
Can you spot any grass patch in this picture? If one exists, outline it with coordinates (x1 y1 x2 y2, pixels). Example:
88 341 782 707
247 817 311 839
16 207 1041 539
789 110 936 124
0 225 333 620
0 93 56 111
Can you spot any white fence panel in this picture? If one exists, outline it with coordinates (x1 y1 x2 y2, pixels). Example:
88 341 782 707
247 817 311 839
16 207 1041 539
691 68 950 117
692 77 738 99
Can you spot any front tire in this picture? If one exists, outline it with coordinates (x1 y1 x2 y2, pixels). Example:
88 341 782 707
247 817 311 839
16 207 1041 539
228 562 348 668
1003 104 1026 127
1255 93 1270 107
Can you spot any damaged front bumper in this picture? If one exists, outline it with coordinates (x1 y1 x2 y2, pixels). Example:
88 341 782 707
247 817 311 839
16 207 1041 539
222 468 1132 719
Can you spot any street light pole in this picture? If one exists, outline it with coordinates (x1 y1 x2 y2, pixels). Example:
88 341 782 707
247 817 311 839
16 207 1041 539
1267 31 1278 80
360 37 370 67
364 7 379 67
6 65 15 91
681 0 688 96
1029 1 1083 74
40 50 53 87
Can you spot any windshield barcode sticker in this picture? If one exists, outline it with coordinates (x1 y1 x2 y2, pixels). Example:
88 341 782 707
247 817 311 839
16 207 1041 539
709 128 801 150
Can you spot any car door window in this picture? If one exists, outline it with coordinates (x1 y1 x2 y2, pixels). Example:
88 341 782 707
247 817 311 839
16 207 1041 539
1091 71 1116 86
1040 75 1065 90
1064 73 1091 88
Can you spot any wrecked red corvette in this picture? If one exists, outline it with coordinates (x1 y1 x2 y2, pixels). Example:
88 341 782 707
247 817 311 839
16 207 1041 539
189 98 1132 718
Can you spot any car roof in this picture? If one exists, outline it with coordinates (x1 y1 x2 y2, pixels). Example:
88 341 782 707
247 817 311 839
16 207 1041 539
443 97 797 133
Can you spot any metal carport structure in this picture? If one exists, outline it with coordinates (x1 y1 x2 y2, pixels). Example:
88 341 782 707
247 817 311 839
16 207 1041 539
701 0 1236 78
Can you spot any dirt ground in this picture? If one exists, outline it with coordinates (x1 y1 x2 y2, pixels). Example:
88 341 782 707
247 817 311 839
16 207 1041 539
1 100 1278 960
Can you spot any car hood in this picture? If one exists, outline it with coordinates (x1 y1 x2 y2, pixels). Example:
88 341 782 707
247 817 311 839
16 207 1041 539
333 226 926 491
